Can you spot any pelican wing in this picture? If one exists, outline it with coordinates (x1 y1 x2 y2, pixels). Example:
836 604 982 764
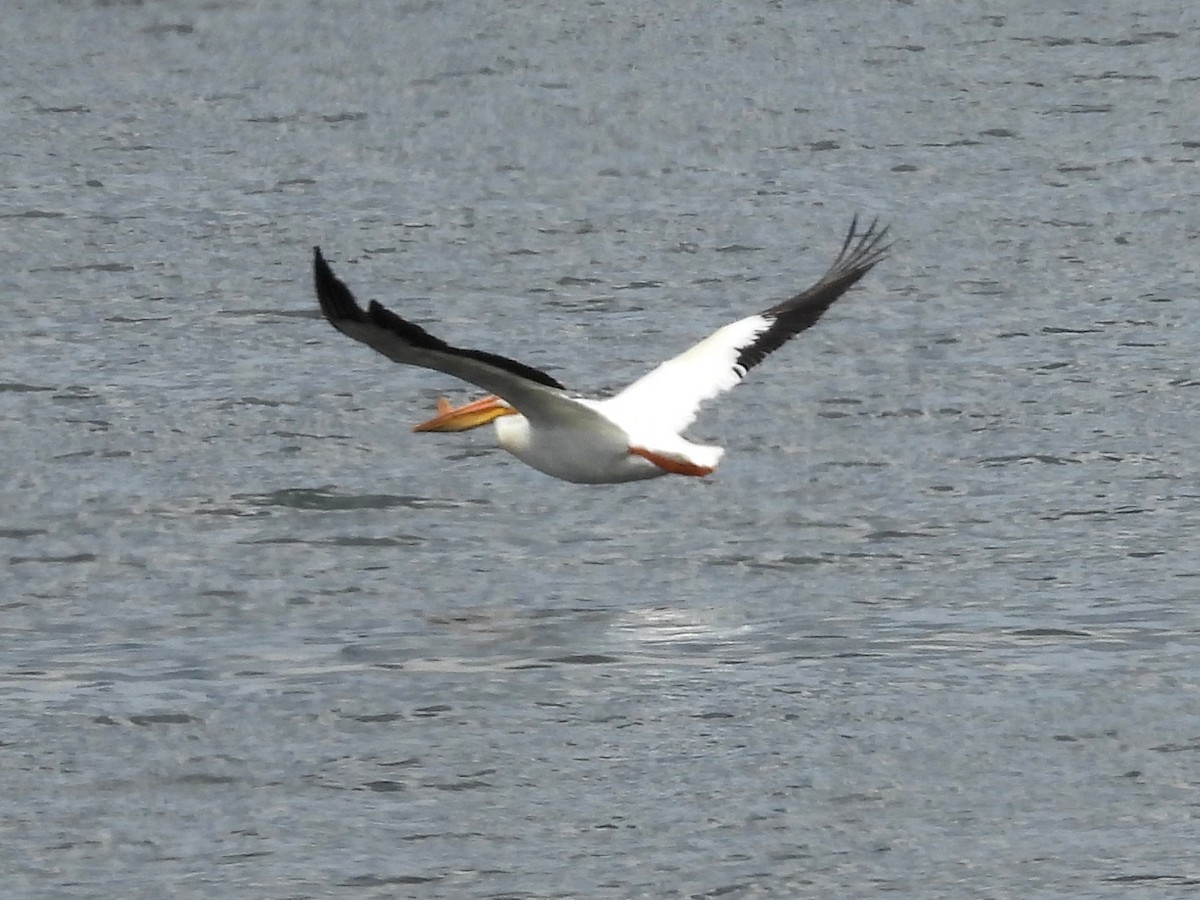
603 216 890 435
314 247 610 432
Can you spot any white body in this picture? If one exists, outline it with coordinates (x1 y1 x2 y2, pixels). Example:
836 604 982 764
494 399 724 484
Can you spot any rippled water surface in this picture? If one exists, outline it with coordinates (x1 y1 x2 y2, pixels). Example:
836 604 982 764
4 1 1199 897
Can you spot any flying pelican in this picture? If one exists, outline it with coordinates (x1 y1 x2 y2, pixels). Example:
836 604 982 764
313 217 889 484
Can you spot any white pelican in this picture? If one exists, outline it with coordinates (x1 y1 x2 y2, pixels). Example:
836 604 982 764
313 217 889 484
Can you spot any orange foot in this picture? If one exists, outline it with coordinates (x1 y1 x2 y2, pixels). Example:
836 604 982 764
629 446 716 477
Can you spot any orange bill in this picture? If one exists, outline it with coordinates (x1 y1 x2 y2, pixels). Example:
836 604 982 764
412 395 516 432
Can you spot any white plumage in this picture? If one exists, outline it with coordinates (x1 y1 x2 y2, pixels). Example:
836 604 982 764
313 217 889 484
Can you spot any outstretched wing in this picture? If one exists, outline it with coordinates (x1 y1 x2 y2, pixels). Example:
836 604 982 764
601 216 890 435
314 247 580 421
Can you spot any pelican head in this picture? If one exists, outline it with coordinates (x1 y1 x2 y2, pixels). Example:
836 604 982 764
412 395 517 432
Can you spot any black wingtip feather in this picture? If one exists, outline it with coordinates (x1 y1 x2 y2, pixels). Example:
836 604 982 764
313 245 367 325
734 217 891 373
365 299 451 353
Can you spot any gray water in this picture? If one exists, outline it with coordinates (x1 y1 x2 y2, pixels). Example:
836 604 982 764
3 1 1199 897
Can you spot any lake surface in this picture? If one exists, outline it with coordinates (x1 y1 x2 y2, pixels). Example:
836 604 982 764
3 1 1199 897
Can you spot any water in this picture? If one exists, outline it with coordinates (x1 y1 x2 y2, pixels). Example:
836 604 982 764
3 1 1199 897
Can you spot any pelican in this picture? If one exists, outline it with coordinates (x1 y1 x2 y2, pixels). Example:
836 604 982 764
313 217 889 484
